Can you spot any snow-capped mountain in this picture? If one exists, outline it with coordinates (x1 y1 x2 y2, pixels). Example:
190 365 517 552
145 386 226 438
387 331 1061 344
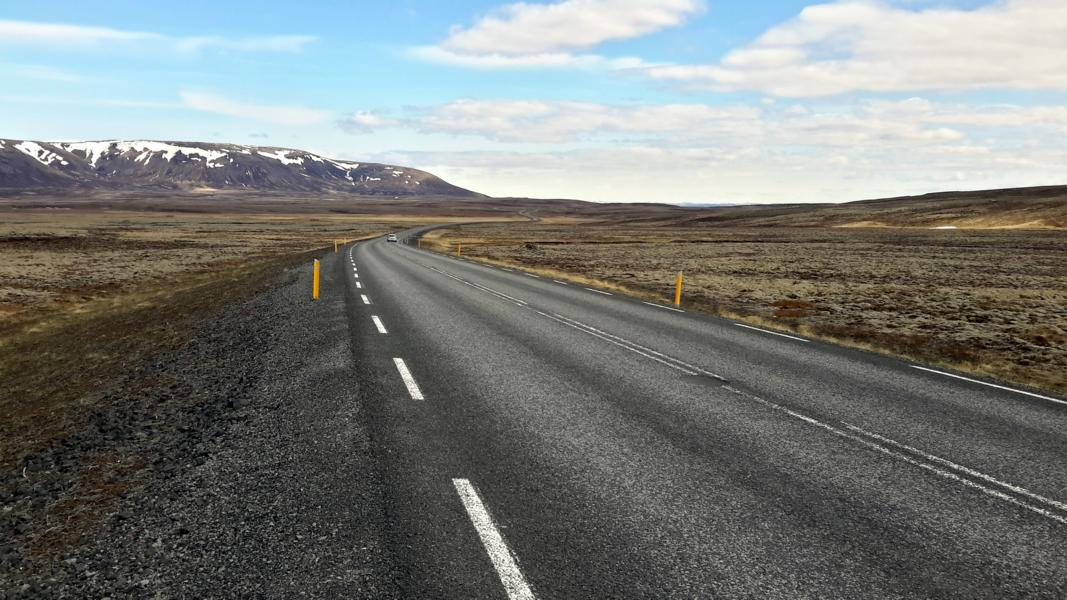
0 139 478 196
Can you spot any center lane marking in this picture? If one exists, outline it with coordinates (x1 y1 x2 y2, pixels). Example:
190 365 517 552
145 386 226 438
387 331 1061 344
371 315 388 334
361 294 371 305
453 479 536 600
535 310 725 380
393 358 424 400
356 281 363 288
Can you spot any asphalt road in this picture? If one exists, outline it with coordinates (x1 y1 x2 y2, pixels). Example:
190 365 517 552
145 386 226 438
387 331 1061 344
341 229 1067 599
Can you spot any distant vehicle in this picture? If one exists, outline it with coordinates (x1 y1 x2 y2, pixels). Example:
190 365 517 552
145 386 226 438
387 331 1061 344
387 234 398 242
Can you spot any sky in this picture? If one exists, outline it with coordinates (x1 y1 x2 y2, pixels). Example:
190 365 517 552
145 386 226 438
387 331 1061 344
1 0 1066 204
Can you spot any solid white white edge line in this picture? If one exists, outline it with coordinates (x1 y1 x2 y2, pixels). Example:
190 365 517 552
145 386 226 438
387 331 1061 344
911 365 1066 405
371 315 387 334
734 322 809 342
584 287 612 296
452 478 536 600
642 301 685 313
361 294 370 305
392 358 424 400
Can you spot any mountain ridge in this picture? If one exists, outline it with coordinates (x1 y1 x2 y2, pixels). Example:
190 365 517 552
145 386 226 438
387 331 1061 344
0 138 479 197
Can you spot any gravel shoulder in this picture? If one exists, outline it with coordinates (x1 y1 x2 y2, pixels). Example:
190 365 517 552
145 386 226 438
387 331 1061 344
2 248 397 598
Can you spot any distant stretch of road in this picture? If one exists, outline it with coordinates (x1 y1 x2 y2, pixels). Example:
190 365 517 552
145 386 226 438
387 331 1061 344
341 228 1067 599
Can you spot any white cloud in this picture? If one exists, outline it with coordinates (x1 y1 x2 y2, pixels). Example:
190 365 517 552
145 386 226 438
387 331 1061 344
336 111 400 134
0 19 316 54
399 98 966 146
409 46 650 70
414 0 700 69
354 94 1067 203
4 64 97 83
174 35 318 54
181 91 330 126
0 20 158 45
441 0 703 55
646 0 1067 96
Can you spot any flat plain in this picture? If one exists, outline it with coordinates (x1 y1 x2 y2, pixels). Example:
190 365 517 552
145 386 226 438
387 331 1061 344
425 222 1067 396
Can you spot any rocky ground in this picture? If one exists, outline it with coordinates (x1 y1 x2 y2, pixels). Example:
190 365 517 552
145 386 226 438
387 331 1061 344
1 252 398 598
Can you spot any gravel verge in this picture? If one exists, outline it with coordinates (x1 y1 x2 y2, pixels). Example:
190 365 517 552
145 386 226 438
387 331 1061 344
2 251 397 598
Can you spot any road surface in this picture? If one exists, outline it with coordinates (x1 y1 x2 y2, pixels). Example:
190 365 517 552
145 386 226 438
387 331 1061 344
341 229 1067 599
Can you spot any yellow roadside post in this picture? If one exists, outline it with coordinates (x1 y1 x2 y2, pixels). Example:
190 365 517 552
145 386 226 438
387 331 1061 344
674 271 683 306
312 259 321 300
417 239 422 249
334 240 339 253
456 243 462 257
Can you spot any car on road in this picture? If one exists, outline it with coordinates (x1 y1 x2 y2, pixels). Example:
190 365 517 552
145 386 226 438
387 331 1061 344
387 234 398 242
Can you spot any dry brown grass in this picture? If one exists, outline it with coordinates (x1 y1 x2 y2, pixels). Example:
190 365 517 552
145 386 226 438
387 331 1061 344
429 222 1067 396
0 209 423 468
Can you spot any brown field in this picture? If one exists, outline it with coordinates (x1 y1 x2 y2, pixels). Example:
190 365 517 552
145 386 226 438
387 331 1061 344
425 222 1067 396
0 208 469 469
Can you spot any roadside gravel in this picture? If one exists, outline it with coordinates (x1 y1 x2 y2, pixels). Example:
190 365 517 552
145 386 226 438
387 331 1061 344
2 250 397 598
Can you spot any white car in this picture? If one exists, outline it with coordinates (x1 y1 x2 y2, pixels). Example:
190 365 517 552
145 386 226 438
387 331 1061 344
387 234 398 242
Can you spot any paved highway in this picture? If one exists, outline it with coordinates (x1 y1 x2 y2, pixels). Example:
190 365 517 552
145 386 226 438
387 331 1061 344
340 228 1067 598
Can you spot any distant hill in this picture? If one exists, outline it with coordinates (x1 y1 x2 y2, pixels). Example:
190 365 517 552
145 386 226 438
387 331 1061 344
667 186 1067 229
0 139 480 197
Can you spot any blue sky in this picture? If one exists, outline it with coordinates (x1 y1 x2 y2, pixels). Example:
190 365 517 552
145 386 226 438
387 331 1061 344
2 0 1065 203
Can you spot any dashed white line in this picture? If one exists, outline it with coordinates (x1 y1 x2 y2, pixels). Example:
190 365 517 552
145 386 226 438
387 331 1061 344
392 358 424 400
524 272 540 278
356 282 363 289
911 365 1066 406
452 479 536 600
735 323 809 342
371 315 388 334
584 287 612 296
361 294 371 305
553 280 569 285
642 301 685 313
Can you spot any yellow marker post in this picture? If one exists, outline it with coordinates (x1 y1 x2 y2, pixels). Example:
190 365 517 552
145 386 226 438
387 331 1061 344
456 243 462 257
674 271 683 306
312 259 321 300
417 239 422 249
334 240 339 253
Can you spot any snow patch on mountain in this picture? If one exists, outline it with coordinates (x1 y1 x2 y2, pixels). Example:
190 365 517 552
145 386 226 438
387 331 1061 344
15 141 69 167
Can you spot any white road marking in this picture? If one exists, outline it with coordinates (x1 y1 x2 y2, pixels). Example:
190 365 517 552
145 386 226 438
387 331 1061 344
642 301 685 313
722 385 1067 526
354 273 359 278
584 287 612 296
844 423 1067 514
735 323 809 342
452 479 536 600
424 265 527 306
356 282 363 288
553 280 569 285
361 294 371 305
393 358 424 400
911 366 1066 406
524 272 540 278
371 315 387 334
536 311 725 380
